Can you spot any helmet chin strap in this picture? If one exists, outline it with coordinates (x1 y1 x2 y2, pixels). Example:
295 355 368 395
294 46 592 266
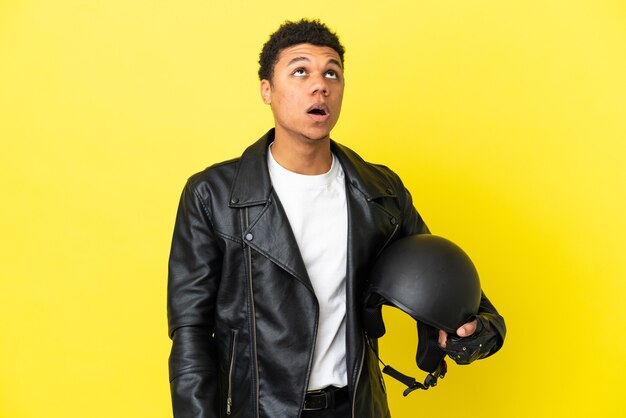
366 336 448 396
382 361 447 396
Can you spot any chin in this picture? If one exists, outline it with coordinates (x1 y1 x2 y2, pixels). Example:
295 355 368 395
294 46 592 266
303 132 331 142
305 126 335 141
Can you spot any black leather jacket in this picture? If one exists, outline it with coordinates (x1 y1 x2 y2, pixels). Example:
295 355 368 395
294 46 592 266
167 129 504 418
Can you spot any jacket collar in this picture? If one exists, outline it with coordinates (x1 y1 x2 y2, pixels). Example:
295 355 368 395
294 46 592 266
229 129 397 207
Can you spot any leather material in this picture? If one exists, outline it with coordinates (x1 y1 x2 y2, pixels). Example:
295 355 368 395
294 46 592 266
415 322 447 373
167 129 429 417
444 315 501 365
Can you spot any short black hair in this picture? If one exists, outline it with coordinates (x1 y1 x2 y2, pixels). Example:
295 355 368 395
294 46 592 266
258 19 345 82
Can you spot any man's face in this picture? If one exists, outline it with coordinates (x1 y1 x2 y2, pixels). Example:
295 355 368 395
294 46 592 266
260 43 344 143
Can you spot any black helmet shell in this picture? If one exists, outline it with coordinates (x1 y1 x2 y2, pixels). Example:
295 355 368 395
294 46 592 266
366 234 481 334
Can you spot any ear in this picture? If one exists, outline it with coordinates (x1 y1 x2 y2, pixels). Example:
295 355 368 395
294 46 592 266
260 79 271 104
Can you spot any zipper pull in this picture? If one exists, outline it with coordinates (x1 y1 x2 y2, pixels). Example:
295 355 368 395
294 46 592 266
227 397 232 415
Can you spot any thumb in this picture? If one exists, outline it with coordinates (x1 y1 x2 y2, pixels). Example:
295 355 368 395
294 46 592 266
456 320 478 337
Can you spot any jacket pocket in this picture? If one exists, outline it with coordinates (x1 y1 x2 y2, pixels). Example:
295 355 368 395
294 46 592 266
226 329 238 415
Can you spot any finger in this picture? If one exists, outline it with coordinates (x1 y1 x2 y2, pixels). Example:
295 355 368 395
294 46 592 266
456 319 478 337
438 329 448 348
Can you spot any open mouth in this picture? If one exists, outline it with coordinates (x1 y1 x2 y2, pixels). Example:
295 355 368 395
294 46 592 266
307 104 329 118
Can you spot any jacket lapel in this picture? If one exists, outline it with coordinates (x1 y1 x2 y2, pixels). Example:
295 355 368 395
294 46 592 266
332 140 403 280
229 130 312 289
332 141 403 390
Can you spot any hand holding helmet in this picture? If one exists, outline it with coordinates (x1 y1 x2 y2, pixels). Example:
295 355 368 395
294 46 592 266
440 315 501 365
363 234 504 395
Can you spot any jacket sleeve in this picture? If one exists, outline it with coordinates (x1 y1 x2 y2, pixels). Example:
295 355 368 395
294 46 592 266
397 182 430 237
167 180 222 418
397 178 506 354
475 291 506 356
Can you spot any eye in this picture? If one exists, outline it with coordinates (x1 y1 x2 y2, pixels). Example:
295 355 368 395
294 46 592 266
293 68 307 77
325 70 339 79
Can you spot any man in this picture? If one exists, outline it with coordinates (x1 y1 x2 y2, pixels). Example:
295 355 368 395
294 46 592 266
167 19 505 418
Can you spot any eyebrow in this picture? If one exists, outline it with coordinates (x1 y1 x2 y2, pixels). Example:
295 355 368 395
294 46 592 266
286 56 343 69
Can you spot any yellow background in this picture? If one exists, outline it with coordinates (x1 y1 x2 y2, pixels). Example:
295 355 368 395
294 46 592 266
1 1 625 417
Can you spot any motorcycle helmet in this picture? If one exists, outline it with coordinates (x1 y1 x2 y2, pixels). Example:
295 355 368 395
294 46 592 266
363 234 482 394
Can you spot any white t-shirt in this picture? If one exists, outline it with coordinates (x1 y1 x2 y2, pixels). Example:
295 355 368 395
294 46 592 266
267 145 348 390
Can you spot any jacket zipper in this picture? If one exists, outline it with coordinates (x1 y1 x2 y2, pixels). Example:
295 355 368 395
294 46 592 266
245 208 260 418
226 329 238 415
351 341 365 418
351 218 397 416
364 223 397 415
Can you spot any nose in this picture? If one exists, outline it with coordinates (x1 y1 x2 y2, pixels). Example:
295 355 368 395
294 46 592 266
311 75 329 97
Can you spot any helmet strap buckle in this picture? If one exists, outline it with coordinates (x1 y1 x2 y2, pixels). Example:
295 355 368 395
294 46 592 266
381 359 447 396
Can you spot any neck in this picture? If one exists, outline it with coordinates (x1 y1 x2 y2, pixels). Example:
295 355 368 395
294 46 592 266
271 131 332 175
